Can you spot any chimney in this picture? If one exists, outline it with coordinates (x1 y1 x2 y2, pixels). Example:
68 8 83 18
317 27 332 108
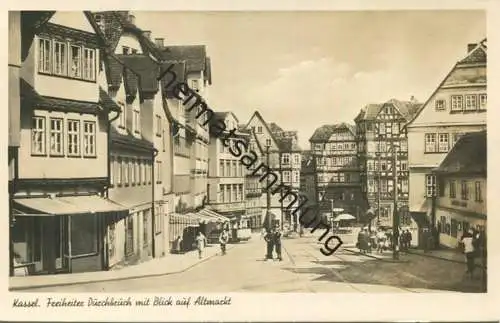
142 30 152 40
467 43 477 53
128 14 136 25
155 38 164 48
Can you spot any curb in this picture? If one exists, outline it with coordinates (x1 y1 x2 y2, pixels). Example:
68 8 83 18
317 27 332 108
404 250 486 269
9 244 235 291
343 247 410 263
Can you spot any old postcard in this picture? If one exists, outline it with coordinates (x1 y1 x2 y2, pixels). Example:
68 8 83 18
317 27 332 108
2 1 499 322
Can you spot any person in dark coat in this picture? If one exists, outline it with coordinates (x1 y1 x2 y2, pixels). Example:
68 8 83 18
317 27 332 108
264 228 274 260
273 224 283 261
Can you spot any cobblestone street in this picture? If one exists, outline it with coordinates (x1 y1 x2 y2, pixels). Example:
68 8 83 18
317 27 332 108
21 235 485 293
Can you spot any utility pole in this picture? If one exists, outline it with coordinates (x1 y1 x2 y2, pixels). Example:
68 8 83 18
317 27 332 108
266 145 271 230
392 142 399 260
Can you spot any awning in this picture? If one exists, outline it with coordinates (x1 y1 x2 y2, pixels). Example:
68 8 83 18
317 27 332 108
199 209 230 222
13 195 127 216
169 213 200 226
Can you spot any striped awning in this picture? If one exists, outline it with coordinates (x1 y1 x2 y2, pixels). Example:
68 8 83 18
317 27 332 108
199 209 230 222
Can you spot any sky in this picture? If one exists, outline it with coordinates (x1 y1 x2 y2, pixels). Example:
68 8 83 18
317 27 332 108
133 10 485 149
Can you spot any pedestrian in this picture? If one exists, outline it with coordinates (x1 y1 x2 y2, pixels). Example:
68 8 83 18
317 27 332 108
405 229 412 250
195 231 207 259
422 228 429 253
219 228 229 255
399 230 406 251
264 228 275 260
357 227 366 253
273 223 283 261
376 228 386 254
461 228 476 279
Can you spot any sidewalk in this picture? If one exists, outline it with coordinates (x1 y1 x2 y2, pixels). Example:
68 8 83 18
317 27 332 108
405 248 486 268
9 243 236 291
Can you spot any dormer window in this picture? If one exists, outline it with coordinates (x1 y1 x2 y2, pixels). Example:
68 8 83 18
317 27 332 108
122 46 130 55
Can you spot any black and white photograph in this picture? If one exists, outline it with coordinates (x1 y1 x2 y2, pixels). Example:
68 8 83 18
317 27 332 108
6 8 488 297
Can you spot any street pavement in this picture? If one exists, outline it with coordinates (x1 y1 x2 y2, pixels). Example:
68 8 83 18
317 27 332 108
19 234 485 293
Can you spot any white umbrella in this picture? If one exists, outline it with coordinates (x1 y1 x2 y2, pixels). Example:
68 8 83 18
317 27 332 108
333 213 356 221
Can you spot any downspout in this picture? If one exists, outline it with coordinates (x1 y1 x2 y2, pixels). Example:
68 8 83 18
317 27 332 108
104 109 120 271
152 148 159 258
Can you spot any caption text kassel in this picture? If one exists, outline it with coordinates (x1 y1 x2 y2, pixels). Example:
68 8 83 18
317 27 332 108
12 296 231 308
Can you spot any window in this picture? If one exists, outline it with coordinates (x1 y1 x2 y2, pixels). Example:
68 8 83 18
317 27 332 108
438 133 449 152
461 181 469 200
238 184 243 201
83 121 96 156
118 104 126 128
400 160 407 171
435 99 446 111
400 140 408 152
282 153 290 165
231 160 237 177
53 41 67 75
257 126 263 133
65 119 80 156
219 160 224 177
425 133 437 153
83 48 95 81
475 181 482 202
232 184 237 202
401 179 409 193
70 45 82 78
155 115 162 136
32 116 46 155
49 118 63 156
293 171 299 183
392 123 400 134
426 174 436 197
116 157 122 186
225 160 231 177
129 159 135 185
38 38 51 73
379 123 386 135
479 94 487 110
123 158 129 185
451 95 463 111
148 161 152 184
283 171 291 182
339 173 345 183
294 154 300 164
265 138 272 147
465 94 478 111
449 180 456 198
191 80 199 92
137 160 142 185
156 160 162 184
110 156 115 186
142 160 146 185
133 109 140 134
70 214 98 256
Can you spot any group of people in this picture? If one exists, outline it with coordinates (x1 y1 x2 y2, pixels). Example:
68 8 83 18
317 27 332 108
262 224 283 261
194 225 231 259
357 227 413 254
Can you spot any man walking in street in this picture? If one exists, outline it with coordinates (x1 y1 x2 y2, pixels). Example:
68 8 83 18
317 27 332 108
195 231 207 259
273 223 283 261
219 228 229 255
264 228 275 261
461 228 477 280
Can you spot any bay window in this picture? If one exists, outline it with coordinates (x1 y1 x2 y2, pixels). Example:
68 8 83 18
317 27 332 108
38 38 51 73
53 41 67 76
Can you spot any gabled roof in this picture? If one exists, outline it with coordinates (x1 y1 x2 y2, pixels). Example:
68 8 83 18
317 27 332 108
434 131 486 175
407 39 487 126
159 45 212 83
244 111 280 149
309 123 356 142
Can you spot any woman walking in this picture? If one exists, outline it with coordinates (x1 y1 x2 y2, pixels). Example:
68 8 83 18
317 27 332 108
195 231 207 259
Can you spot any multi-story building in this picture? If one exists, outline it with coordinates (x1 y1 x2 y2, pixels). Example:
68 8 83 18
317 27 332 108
243 127 264 230
355 99 421 228
10 11 127 275
244 111 302 230
207 113 248 221
92 11 174 267
406 39 487 237
309 123 364 221
432 131 486 249
299 150 318 222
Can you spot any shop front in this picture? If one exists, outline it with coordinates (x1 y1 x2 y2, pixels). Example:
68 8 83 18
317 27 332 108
11 194 127 275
